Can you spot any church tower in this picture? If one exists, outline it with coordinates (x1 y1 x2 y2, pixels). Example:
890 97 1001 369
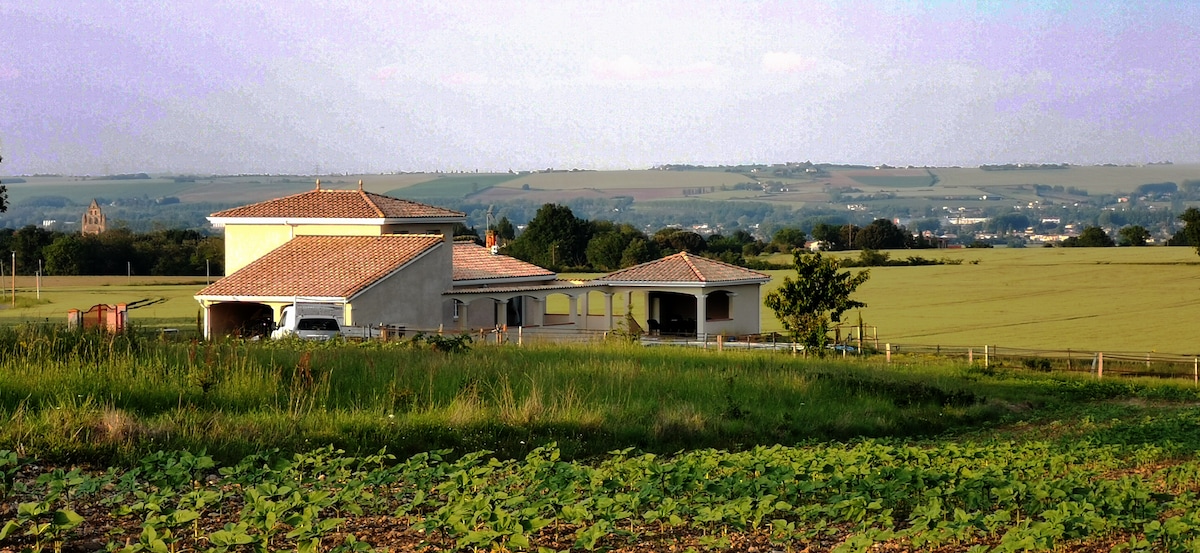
82 199 106 235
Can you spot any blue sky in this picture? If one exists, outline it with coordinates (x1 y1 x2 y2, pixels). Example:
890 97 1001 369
1 0 1197 174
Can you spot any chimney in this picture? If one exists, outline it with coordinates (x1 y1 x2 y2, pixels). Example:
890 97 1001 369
315 179 322 190
485 229 497 249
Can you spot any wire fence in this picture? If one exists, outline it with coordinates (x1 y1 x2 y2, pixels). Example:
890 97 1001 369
140 320 1200 385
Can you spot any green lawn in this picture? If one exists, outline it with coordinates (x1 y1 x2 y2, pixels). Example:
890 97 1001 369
0 276 206 329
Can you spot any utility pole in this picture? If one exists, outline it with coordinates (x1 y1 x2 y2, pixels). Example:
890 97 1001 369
10 251 15 307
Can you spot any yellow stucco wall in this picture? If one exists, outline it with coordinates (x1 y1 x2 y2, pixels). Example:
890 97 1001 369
223 225 294 274
223 224 387 274
295 224 383 237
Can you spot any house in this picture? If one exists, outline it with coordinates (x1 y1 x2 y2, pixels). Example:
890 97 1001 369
195 182 770 339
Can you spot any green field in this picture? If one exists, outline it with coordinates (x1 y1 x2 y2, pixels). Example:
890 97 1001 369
494 170 754 191
386 174 521 199
847 175 936 188
4 247 1200 354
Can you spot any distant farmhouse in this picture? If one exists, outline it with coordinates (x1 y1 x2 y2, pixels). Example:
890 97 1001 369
194 182 770 339
81 199 106 235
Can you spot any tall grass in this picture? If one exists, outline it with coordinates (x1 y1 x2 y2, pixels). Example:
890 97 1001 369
4 325 1199 465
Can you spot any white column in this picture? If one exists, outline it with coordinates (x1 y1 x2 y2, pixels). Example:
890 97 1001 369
695 291 708 338
579 292 590 330
570 295 580 327
458 300 469 330
531 297 544 327
203 303 211 339
497 298 509 328
603 292 614 330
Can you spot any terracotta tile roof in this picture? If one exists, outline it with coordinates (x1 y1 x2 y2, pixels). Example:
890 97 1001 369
597 252 770 284
452 243 556 282
210 188 464 219
197 235 443 299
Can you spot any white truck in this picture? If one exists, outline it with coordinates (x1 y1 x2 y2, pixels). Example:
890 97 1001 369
270 302 384 341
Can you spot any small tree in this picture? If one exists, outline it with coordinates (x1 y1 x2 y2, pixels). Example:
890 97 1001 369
770 227 806 252
764 251 870 355
1173 208 1200 252
1062 226 1115 247
1118 225 1150 247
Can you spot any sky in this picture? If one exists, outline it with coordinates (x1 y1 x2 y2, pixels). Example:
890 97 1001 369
1 0 1198 175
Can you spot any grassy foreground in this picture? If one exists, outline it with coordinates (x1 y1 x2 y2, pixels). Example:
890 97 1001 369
4 328 1200 551
2 326 1200 465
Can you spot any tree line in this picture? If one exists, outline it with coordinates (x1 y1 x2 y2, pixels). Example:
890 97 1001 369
466 203 935 273
0 226 223 277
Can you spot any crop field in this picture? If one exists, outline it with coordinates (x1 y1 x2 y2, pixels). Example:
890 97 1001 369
762 246 1200 354
5 331 1200 551
0 175 440 208
493 170 755 191
932 165 1200 193
837 173 936 189
7 165 1196 215
386 174 523 199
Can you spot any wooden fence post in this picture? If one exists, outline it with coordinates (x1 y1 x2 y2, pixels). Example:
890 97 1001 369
885 343 891 363
1194 357 1197 386
968 348 973 364
1067 349 1072 371
1097 352 1104 379
518 326 523 346
984 345 990 369
717 334 724 352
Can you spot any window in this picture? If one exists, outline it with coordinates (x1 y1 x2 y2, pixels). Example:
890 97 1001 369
296 318 340 331
705 291 731 321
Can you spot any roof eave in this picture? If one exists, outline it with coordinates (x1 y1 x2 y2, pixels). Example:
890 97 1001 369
196 294 346 303
595 278 770 287
452 274 557 287
208 216 463 226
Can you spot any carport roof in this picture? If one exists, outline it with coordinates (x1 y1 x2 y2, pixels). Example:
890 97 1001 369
596 252 770 285
452 243 555 283
196 235 443 299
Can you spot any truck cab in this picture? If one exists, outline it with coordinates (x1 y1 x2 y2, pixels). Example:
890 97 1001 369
271 303 345 341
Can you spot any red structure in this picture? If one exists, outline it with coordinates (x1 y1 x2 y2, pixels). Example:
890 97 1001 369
67 303 128 332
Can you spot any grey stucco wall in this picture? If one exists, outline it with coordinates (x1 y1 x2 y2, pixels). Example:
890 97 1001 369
704 283 764 335
350 243 452 329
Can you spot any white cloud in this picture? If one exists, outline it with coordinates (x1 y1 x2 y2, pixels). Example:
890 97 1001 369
441 71 488 86
761 51 814 73
584 56 726 86
588 56 652 81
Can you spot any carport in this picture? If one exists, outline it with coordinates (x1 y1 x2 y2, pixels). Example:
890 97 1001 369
204 301 275 338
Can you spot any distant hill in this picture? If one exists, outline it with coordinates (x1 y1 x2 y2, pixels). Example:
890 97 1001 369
3 164 1199 235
